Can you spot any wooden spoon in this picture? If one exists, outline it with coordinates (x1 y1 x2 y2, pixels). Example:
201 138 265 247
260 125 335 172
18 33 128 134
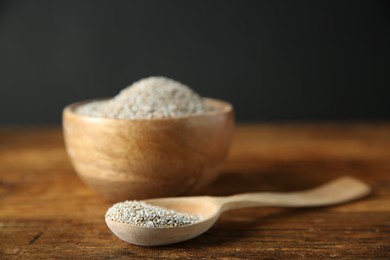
105 176 370 246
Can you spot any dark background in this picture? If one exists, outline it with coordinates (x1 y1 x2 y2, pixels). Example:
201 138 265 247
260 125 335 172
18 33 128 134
0 0 389 124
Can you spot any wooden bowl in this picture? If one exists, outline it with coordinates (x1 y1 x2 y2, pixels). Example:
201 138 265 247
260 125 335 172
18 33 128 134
62 98 234 202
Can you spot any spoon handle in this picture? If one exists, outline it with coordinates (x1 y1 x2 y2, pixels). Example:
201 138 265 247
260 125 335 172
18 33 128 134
216 176 371 212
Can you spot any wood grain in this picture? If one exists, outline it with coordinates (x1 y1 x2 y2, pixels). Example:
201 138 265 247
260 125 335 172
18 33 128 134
1 123 389 259
63 98 234 201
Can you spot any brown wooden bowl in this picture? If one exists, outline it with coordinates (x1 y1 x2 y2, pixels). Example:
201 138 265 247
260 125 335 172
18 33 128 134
62 98 234 202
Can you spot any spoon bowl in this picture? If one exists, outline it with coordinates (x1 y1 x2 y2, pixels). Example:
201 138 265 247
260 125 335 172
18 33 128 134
105 176 371 246
106 197 221 246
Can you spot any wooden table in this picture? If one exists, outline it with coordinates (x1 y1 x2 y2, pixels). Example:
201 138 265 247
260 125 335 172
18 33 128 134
1 123 389 259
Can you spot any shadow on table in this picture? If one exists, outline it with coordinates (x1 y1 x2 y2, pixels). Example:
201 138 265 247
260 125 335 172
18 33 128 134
201 162 346 196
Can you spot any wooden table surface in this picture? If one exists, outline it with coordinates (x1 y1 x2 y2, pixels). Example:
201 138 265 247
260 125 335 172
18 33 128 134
1 123 389 259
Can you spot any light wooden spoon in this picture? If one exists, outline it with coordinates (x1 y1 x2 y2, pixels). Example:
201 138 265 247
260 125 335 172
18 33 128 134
105 176 370 246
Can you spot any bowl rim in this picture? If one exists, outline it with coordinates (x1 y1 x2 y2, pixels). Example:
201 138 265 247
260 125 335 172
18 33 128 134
63 97 234 122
